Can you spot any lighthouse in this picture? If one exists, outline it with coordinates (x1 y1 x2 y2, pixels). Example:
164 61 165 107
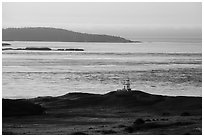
118 78 131 91
125 78 131 91
124 78 131 91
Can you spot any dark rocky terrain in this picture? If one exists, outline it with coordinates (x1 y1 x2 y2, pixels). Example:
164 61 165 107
2 90 202 135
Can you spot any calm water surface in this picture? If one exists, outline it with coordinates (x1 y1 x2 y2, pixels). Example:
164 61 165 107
2 41 202 98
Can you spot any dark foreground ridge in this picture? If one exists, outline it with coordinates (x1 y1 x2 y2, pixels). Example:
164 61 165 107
3 90 201 117
3 99 45 117
2 27 140 43
2 90 202 135
33 90 201 112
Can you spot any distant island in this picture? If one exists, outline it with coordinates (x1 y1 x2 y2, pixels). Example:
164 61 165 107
2 47 84 51
2 27 140 43
2 43 11 46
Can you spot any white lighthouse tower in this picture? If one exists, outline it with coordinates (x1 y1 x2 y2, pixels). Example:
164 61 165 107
119 78 131 91
125 78 131 91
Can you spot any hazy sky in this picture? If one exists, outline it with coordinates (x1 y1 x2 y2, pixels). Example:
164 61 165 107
3 2 202 42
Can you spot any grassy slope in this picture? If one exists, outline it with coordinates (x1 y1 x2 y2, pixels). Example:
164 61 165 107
31 90 201 115
2 90 202 135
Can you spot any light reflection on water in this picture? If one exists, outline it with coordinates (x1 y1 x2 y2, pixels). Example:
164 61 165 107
2 41 202 98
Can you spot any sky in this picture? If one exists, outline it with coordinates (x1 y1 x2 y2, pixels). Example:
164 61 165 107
2 2 202 42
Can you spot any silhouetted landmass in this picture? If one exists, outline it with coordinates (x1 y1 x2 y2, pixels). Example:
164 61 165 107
25 47 52 50
3 90 201 135
2 47 84 51
30 90 201 113
2 43 11 46
3 90 201 117
2 48 13 51
2 99 45 117
2 27 138 43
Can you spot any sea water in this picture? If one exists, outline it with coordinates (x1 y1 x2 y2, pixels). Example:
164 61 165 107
2 41 202 98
